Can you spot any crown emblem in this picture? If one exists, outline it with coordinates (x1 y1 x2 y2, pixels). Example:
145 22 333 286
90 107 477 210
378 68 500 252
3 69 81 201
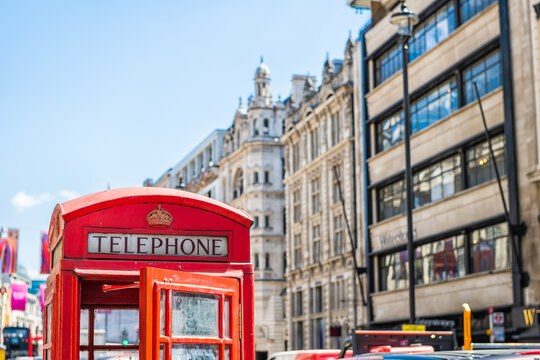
146 205 173 228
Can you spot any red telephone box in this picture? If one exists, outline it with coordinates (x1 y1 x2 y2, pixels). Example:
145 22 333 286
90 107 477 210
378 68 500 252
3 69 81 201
43 188 254 360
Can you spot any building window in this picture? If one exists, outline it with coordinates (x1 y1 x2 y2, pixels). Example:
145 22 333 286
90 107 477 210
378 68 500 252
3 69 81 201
294 234 302 269
374 0 498 87
464 50 501 105
332 165 342 204
263 118 270 134
375 43 402 85
413 153 462 207
293 321 304 350
264 215 270 228
254 216 259 228
376 111 404 153
417 235 466 284
466 134 506 187
331 113 341 146
207 145 213 164
375 79 458 154
314 286 323 313
377 179 406 221
330 278 346 310
199 153 204 172
310 318 324 350
333 214 343 256
379 222 510 291
254 253 260 269
253 119 259 136
311 128 319 160
311 177 320 214
409 2 456 62
411 78 458 133
253 171 259 184
292 143 300 172
461 0 496 23
471 222 510 273
293 189 302 223
293 290 303 316
380 250 410 291
265 253 270 269
233 169 244 199
312 225 321 263
264 170 270 183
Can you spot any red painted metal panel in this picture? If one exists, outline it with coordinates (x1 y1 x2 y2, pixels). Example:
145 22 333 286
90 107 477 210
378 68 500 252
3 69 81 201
58 187 253 226
140 267 243 360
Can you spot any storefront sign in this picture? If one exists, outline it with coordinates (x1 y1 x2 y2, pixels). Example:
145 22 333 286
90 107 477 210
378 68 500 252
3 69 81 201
88 233 228 257
512 306 540 330
373 228 418 252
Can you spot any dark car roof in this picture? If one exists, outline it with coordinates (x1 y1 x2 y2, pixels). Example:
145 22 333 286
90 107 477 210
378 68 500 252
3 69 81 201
351 349 540 360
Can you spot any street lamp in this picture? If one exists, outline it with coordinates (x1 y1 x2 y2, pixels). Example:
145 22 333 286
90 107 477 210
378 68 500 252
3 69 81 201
390 0 418 325
347 0 373 10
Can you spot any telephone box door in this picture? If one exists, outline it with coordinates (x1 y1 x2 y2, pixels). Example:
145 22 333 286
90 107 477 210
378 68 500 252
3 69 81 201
140 267 240 360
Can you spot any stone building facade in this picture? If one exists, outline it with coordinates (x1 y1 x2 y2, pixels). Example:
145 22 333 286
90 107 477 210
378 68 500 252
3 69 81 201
281 40 364 350
354 0 540 340
218 60 287 358
143 129 227 199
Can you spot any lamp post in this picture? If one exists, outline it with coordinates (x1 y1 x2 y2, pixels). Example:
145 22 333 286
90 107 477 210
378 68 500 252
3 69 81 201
390 0 418 324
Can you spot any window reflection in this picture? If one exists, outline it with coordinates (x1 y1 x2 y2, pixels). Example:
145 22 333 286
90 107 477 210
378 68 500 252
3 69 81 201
464 50 501 104
466 134 506 187
416 236 465 284
409 3 456 62
411 79 458 133
471 223 510 272
413 154 462 207
462 0 496 22
379 223 510 292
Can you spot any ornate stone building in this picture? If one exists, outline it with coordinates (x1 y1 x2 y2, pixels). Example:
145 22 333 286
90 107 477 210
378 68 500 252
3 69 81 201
219 60 287 358
281 39 363 350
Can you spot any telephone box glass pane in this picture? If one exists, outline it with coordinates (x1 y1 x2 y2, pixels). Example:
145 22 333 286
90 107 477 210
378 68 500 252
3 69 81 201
171 343 218 360
224 297 231 338
160 290 166 336
46 303 52 343
225 345 231 359
93 309 139 345
171 292 219 337
80 309 89 346
79 351 88 360
93 350 139 359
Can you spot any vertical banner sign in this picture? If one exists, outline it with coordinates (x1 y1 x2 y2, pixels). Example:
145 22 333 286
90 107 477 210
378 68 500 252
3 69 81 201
0 227 18 274
11 283 28 311
40 283 47 312
40 231 50 274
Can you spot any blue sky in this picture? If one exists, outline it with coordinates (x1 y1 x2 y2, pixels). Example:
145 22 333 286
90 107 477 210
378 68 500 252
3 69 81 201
0 1 369 277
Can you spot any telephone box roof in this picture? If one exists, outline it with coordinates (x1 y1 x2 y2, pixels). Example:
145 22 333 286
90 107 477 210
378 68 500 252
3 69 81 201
53 187 253 227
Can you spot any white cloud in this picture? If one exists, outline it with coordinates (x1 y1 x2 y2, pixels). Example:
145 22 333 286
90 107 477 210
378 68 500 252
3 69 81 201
57 190 80 200
11 191 54 211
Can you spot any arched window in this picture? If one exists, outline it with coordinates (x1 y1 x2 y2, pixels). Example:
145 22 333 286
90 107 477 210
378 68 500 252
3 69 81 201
233 168 244 199
263 118 269 134
253 119 259 136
